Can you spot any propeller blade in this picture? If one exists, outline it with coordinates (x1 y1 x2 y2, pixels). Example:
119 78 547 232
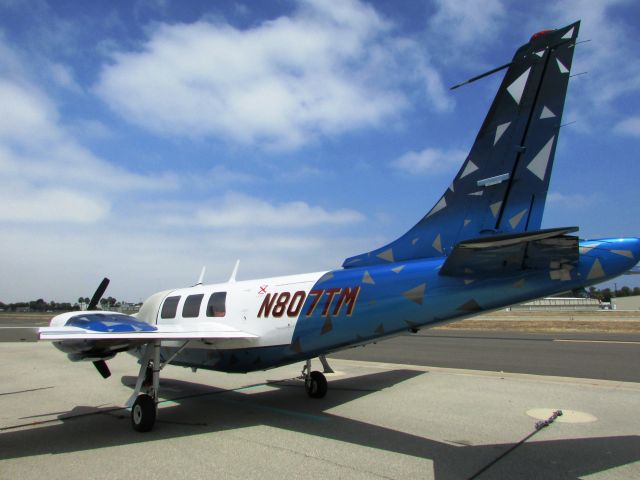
92 360 111 379
88 277 110 311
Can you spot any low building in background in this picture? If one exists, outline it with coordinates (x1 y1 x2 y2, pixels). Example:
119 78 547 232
611 296 640 311
509 297 602 311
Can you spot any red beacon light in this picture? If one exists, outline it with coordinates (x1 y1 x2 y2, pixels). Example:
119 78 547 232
530 29 555 41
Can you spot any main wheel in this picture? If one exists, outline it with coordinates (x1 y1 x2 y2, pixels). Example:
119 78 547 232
305 371 328 398
131 394 156 432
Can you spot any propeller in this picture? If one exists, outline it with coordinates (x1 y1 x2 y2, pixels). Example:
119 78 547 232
86 277 113 379
87 277 110 311
93 359 111 379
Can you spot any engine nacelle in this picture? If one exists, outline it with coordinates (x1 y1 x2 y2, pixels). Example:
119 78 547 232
47 310 154 361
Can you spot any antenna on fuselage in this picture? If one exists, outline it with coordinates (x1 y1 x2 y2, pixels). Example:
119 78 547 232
196 266 206 286
228 259 240 283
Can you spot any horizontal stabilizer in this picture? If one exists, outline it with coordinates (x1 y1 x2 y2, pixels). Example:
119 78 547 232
440 227 578 276
625 265 640 275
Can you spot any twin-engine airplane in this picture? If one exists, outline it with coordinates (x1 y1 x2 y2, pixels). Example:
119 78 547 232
36 22 640 431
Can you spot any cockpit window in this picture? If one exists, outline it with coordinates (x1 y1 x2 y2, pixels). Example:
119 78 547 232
183 294 204 318
160 296 180 319
206 292 226 317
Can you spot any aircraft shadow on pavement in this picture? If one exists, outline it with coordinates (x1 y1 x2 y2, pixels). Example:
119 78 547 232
0 368 638 479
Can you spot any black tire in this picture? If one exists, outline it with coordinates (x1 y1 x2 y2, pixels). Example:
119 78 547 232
305 371 328 398
131 394 156 432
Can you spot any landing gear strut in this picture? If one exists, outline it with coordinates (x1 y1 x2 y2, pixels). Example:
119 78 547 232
302 358 329 398
127 341 160 432
126 340 190 432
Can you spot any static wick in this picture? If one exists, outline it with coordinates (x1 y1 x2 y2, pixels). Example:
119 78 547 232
559 120 577 128
450 62 512 90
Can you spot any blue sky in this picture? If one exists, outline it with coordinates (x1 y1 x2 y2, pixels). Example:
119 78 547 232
1 0 639 303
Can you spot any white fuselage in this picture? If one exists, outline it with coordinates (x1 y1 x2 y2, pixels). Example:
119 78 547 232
135 271 329 351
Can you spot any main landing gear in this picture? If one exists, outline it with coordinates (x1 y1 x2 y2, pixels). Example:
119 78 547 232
126 340 191 432
301 355 333 399
127 340 161 432
126 346 334 431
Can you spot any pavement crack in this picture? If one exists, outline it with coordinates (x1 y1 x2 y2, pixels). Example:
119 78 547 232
230 433 397 479
0 386 55 396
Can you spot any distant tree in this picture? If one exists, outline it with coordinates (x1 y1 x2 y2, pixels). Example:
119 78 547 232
99 298 108 309
619 286 632 297
30 298 47 312
634 287 640 296
601 288 612 302
106 296 117 307
55 302 73 311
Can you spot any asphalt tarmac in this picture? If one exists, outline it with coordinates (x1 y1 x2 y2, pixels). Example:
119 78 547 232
3 320 639 382
333 330 640 383
1 339 640 479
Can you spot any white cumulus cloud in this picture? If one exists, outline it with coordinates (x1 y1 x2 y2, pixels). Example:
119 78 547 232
392 147 467 175
547 191 598 208
548 1 640 128
614 116 640 137
0 39 173 227
0 184 109 223
428 0 506 59
160 193 364 229
95 0 450 150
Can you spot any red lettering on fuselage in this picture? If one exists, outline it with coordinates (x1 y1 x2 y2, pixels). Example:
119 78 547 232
332 286 360 316
305 290 323 317
321 288 342 316
258 286 360 318
257 293 277 317
272 292 290 318
287 291 306 317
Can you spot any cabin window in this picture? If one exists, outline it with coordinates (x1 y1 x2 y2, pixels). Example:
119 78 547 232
160 296 180 319
206 292 227 317
182 294 204 318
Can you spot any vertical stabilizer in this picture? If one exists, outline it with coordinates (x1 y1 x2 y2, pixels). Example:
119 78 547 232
344 22 580 269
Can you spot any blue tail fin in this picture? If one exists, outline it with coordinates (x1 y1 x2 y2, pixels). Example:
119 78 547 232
344 22 580 268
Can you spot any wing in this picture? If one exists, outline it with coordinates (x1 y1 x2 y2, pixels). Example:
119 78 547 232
38 312 257 341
